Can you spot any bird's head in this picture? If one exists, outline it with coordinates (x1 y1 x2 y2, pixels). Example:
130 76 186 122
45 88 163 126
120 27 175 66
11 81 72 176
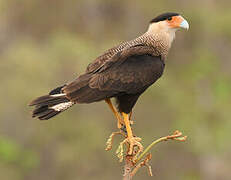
147 12 189 42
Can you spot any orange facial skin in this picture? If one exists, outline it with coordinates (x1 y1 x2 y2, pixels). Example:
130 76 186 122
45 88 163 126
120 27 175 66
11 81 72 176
167 16 184 28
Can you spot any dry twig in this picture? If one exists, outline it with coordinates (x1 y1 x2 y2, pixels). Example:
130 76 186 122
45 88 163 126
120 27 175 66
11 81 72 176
111 130 187 180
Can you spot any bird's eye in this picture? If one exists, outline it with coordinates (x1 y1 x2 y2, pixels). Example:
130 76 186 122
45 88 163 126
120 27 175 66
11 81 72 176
167 17 172 21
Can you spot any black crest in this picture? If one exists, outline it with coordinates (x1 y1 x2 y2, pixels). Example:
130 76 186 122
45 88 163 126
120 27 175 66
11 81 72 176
150 12 179 23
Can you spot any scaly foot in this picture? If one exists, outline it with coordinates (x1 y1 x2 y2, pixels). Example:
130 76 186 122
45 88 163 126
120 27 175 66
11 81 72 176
125 136 143 155
115 136 143 162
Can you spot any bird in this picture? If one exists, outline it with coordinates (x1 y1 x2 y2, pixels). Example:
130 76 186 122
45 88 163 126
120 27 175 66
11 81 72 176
29 12 189 154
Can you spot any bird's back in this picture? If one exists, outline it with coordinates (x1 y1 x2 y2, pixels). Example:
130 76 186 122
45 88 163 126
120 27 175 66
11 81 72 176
86 33 150 73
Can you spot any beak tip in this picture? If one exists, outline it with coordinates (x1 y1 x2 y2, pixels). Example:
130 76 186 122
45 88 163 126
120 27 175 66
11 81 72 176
180 19 189 30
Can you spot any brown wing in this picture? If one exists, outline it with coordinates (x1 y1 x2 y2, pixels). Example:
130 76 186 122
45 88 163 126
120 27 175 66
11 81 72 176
86 38 145 73
88 45 164 94
63 45 164 103
86 50 113 73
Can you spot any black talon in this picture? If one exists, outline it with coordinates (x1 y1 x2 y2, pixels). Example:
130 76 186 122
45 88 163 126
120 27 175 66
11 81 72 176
120 122 133 135
120 125 127 134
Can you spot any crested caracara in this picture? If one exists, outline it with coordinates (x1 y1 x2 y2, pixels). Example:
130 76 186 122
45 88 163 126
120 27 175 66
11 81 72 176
29 12 189 153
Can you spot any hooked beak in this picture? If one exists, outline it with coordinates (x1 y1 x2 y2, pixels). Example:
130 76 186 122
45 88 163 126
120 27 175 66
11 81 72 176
168 15 189 30
179 18 189 30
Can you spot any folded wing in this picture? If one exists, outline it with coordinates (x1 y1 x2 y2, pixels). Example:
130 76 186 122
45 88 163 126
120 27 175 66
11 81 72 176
63 45 165 103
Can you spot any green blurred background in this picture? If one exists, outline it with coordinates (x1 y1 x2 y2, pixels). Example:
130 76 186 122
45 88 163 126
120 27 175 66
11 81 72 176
1 0 231 179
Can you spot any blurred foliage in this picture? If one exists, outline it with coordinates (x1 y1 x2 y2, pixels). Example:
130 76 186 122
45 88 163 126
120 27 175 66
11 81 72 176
0 0 231 180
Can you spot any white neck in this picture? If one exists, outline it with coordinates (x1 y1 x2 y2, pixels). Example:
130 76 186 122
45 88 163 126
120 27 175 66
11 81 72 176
146 21 177 46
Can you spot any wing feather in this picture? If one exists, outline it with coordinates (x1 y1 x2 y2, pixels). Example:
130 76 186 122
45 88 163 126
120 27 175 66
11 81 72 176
89 45 164 94
63 45 164 103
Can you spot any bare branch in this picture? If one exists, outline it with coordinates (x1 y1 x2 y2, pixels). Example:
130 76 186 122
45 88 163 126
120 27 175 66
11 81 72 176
123 156 133 180
121 130 187 179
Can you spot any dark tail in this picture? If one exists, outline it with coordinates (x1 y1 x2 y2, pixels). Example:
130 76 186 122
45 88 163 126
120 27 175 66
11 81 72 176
29 85 74 120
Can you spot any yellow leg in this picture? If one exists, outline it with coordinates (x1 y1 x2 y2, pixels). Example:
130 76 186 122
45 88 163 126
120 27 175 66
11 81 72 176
122 112 133 138
129 110 134 125
122 112 143 155
129 110 132 121
105 99 123 129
